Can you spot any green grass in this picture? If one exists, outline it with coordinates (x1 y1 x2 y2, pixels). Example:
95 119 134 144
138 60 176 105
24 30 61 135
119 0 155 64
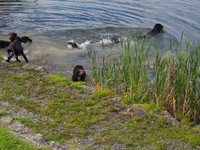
0 65 110 143
0 112 8 117
0 54 4 62
90 89 113 99
0 59 200 149
0 127 45 150
93 114 200 148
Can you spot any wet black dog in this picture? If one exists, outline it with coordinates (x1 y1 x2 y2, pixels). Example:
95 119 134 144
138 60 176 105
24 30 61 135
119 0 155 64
148 23 164 36
67 41 79 48
0 36 32 49
6 32 29 62
20 36 32 43
72 65 86 82
0 40 10 49
111 37 120 44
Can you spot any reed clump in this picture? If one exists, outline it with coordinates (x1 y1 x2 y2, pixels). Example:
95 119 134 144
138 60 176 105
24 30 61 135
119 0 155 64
87 37 200 123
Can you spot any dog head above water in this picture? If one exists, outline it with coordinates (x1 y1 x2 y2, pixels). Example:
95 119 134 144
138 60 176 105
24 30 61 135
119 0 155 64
111 37 120 44
153 23 163 33
148 23 164 36
67 41 79 48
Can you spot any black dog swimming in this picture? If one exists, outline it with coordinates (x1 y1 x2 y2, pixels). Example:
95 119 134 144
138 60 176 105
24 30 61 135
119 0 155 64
0 35 32 49
67 37 120 49
67 41 79 48
111 37 120 44
137 23 164 39
6 32 29 62
72 65 86 82
147 23 164 36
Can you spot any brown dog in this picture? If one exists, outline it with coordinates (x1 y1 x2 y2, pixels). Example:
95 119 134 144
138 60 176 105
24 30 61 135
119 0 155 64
72 65 86 82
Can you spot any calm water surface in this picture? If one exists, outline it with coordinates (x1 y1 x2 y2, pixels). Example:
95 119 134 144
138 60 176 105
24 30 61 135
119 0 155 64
0 0 200 75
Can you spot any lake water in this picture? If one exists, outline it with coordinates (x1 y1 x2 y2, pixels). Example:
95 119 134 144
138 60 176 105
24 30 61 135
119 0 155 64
0 0 200 76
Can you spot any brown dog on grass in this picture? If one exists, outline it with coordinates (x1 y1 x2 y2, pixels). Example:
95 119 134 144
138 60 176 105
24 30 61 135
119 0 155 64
72 65 86 82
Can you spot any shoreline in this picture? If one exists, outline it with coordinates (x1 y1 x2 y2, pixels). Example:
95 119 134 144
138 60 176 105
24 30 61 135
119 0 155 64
0 61 200 149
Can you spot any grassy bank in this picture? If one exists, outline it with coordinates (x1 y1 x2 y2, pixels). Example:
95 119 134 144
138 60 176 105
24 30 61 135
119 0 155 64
0 61 200 149
0 126 43 150
87 37 200 123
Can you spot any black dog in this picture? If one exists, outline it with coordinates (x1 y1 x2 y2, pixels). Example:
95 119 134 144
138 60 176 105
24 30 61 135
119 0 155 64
148 23 164 36
6 32 29 62
20 36 32 43
72 65 86 82
0 40 10 49
67 41 79 48
111 37 120 44
0 36 32 49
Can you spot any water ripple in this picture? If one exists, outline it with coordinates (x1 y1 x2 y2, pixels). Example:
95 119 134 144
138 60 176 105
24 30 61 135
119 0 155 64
0 0 200 43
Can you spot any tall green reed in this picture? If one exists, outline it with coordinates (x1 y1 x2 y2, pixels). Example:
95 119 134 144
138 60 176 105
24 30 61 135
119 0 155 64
87 37 152 102
87 37 200 122
154 38 200 122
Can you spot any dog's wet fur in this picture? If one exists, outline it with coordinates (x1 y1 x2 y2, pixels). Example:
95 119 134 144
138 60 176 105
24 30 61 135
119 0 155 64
20 36 32 43
67 36 120 49
148 23 164 36
0 40 10 49
6 32 29 62
111 37 120 44
67 41 79 48
72 65 86 82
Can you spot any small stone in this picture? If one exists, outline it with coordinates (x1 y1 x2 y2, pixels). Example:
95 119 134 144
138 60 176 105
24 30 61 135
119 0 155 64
111 97 120 102
49 141 60 149
11 122 25 132
32 133 44 143
35 66 49 74
23 64 31 68
49 141 56 148
20 128 29 134
0 116 13 125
